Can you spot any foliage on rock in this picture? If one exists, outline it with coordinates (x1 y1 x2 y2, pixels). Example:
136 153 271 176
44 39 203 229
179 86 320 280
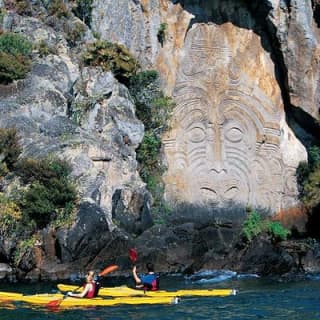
0 127 21 175
0 32 32 84
15 157 78 229
297 146 320 237
242 210 290 243
157 23 168 46
0 193 22 237
72 0 93 27
83 40 139 83
128 70 174 222
47 0 69 18
297 146 320 210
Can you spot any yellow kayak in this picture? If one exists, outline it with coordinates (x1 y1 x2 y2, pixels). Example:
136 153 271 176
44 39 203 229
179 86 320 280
0 291 177 308
57 284 237 297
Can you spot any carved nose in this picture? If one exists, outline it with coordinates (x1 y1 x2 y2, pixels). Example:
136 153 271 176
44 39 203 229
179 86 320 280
206 130 226 174
210 161 227 174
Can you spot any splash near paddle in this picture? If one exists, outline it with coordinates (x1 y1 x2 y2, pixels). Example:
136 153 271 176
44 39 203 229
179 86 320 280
129 248 137 264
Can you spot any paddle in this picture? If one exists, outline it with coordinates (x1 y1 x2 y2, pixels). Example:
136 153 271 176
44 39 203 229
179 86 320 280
99 264 118 277
129 248 137 265
46 264 119 308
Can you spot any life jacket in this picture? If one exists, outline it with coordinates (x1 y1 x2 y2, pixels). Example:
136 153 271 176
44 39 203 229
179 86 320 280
141 274 159 291
84 281 99 298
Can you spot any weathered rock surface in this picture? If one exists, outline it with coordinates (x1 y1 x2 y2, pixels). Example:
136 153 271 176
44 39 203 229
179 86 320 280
0 0 319 281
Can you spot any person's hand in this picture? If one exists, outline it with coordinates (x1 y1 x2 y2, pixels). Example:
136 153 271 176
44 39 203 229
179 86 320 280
67 291 72 296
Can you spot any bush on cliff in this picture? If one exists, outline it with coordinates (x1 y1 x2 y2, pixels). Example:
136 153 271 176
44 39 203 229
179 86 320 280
0 32 32 84
0 32 32 56
242 210 290 243
15 157 78 229
72 0 93 26
0 193 22 237
0 127 21 175
297 145 320 237
83 40 139 84
47 0 69 18
128 70 174 222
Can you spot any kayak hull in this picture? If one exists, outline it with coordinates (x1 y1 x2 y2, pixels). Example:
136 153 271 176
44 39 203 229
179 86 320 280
57 284 236 297
0 292 177 308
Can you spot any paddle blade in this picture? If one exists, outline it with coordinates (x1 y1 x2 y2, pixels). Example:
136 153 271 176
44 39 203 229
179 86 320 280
46 298 62 308
129 248 137 264
99 264 118 277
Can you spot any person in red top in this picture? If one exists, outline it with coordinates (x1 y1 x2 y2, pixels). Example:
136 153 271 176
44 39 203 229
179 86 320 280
67 270 97 298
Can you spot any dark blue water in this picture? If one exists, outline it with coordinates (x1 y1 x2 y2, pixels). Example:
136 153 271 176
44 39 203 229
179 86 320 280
0 271 320 319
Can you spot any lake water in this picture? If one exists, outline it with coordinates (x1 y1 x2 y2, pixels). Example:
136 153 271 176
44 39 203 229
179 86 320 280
0 271 320 319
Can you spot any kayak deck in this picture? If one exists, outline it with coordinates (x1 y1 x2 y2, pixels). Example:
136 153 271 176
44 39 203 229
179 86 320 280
58 284 237 297
0 291 178 308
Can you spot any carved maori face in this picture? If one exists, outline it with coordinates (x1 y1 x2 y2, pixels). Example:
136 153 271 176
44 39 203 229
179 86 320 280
163 23 299 211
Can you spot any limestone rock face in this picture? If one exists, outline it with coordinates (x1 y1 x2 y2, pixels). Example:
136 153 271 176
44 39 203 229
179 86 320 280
265 0 320 118
0 8 149 278
161 12 307 212
91 0 310 212
91 0 161 67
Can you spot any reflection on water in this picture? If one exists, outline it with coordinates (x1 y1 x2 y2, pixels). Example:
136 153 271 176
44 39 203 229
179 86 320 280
0 272 320 320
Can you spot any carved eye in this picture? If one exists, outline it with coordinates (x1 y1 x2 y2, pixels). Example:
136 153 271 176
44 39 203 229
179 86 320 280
224 186 239 199
225 127 243 143
200 187 218 202
188 127 206 143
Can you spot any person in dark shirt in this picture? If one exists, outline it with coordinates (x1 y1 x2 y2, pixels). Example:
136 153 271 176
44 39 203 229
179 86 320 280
132 262 159 291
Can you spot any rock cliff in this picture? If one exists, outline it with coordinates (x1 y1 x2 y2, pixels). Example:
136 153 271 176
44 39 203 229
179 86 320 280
0 0 319 281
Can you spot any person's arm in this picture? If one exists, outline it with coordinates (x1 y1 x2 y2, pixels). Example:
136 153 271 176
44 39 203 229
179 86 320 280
132 265 142 285
68 283 91 298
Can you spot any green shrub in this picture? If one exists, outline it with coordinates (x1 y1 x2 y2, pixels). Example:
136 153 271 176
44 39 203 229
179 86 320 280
15 157 77 229
72 0 93 26
63 20 86 47
267 221 291 241
15 0 33 16
302 164 320 209
157 23 167 46
48 0 69 18
242 210 290 242
14 235 38 267
35 40 57 57
0 193 22 236
128 70 159 101
15 157 72 184
0 33 32 83
136 131 161 170
129 70 174 133
83 40 139 83
128 70 175 221
0 127 22 171
20 181 56 228
0 32 32 56
297 145 320 209
0 52 31 83
242 210 263 242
